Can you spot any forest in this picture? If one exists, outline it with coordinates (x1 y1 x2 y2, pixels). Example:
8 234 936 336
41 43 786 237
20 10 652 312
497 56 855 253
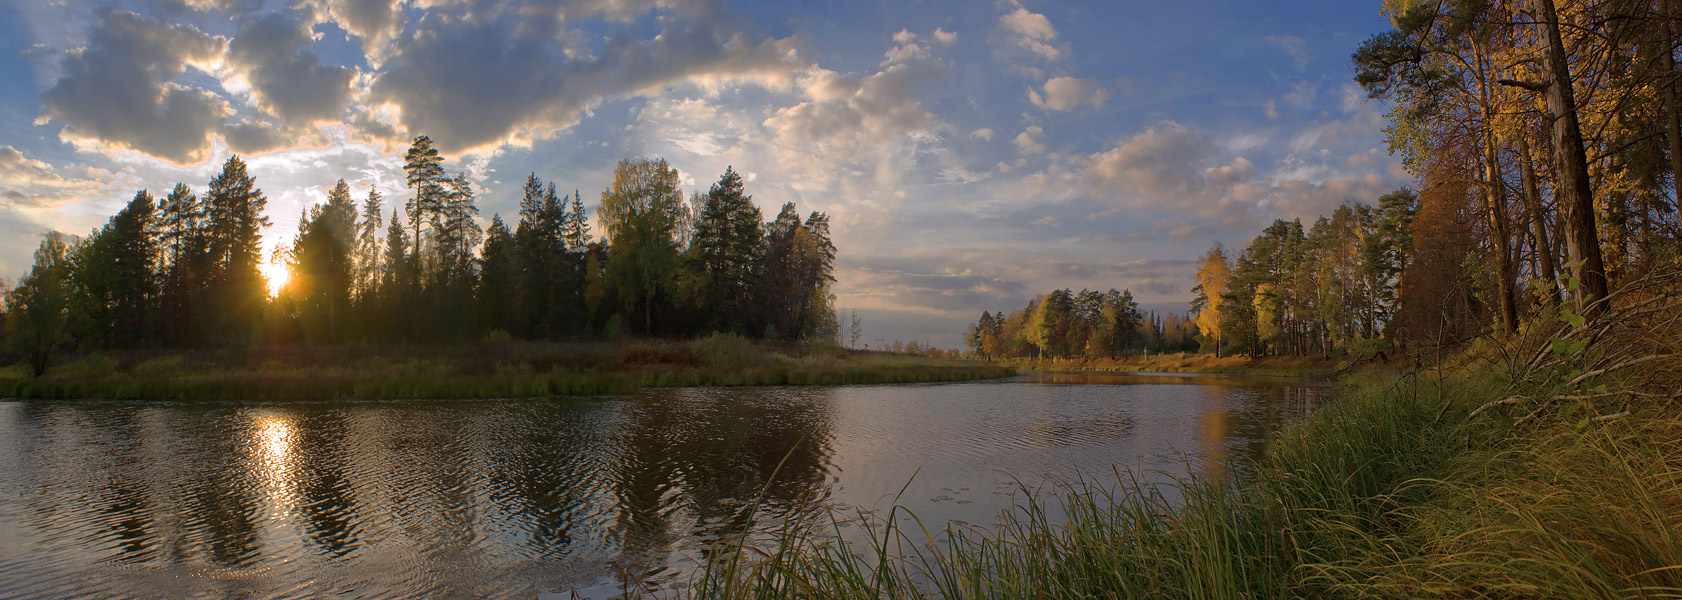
968 0 1681 363
2 136 844 376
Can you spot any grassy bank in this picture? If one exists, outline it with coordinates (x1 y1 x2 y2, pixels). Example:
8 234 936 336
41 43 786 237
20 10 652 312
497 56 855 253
691 278 1682 598
1001 352 1357 379
0 335 1014 400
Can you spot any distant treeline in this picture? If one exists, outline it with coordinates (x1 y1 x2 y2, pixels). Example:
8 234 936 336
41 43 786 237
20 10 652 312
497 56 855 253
3 136 840 375
963 289 1200 360
1188 193 1413 359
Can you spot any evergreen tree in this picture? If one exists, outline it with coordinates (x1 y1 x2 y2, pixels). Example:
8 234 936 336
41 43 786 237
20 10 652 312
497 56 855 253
158 182 210 345
688 166 765 333
290 180 358 343
477 215 518 334
380 207 412 339
355 187 384 305
402 135 446 281
108 189 158 346
203 156 270 344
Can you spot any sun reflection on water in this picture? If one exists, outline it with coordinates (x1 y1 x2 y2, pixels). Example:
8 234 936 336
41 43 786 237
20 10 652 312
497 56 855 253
250 414 299 516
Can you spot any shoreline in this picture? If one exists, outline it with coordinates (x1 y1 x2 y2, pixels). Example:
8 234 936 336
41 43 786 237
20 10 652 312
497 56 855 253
0 340 1016 401
993 352 1376 380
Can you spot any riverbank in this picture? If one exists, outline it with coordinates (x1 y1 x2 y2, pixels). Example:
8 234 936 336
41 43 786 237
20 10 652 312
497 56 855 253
0 336 1014 400
693 294 1682 597
999 352 1363 379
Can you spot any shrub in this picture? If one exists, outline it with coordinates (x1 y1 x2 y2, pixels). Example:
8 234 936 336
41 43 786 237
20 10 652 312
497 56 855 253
690 332 772 369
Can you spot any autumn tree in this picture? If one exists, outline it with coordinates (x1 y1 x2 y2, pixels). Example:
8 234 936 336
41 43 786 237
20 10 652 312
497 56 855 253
1191 243 1232 357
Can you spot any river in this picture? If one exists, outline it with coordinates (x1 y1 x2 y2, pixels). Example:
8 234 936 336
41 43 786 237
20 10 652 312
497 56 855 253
0 371 1322 598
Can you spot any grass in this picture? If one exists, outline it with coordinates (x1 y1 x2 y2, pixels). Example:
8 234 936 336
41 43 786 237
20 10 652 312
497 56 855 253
687 369 1682 599
0 336 1015 400
684 274 1682 600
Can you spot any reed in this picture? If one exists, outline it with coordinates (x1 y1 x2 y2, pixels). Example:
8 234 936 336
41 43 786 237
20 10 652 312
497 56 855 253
687 265 1682 599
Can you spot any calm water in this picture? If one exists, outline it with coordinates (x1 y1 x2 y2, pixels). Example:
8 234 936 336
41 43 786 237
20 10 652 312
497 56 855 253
0 372 1321 598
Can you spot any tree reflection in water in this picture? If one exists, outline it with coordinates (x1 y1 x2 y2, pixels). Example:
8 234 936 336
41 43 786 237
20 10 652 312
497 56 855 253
0 377 1317 598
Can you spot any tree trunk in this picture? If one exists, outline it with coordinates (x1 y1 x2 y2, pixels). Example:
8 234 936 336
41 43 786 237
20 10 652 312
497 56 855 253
1518 135 1561 303
1663 0 1682 209
1482 136 1519 335
1537 0 1610 315
1475 37 1519 335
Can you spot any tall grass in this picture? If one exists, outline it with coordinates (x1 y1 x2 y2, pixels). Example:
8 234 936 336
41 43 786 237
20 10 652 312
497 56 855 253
687 367 1682 599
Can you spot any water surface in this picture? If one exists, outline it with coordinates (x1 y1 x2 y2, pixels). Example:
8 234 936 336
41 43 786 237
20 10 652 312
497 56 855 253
0 372 1321 598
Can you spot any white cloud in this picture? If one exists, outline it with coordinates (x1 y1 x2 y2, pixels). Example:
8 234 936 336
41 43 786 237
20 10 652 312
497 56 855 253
38 10 229 165
1030 76 1108 111
225 10 356 127
1012 125 1045 154
368 11 808 154
0 147 101 209
994 0 1063 63
1032 216 1060 227
1264 34 1310 71
970 127 995 141
1282 79 1317 109
933 28 957 44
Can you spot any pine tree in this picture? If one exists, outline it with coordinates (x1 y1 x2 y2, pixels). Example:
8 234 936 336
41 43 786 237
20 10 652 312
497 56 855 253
381 206 411 339
158 182 206 344
402 135 446 281
570 191 591 250
688 166 764 332
203 155 269 344
108 190 158 346
356 187 384 304
478 214 518 334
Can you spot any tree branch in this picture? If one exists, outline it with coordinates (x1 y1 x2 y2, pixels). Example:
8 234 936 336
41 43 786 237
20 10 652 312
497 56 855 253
1498 79 1548 92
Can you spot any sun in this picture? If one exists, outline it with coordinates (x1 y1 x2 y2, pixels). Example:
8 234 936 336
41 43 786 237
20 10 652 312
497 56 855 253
261 260 292 297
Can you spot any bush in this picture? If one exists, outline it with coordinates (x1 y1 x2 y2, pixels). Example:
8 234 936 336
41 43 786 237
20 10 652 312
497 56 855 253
62 353 116 378
690 332 772 369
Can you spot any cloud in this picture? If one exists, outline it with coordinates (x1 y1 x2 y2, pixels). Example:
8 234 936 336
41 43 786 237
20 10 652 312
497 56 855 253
1282 79 1317 109
1168 224 1212 241
994 0 1063 63
368 10 806 154
0 147 98 208
932 28 957 44
299 0 404 63
970 127 995 141
225 11 356 125
1264 34 1310 71
38 10 228 164
764 62 943 160
1012 125 1045 154
0 147 70 188
845 265 1028 313
1029 76 1108 111
1032 216 1060 227
883 30 931 66
1084 121 1228 208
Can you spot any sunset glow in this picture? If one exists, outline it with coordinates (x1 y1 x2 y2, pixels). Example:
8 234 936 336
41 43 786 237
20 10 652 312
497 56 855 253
263 260 291 298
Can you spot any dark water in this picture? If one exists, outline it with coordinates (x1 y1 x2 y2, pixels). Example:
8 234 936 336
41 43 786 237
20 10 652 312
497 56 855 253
0 372 1322 598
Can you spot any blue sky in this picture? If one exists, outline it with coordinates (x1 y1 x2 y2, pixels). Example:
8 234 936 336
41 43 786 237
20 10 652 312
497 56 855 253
0 0 1403 347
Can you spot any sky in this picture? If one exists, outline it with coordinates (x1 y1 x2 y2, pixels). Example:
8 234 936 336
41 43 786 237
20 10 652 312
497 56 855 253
0 0 1405 348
